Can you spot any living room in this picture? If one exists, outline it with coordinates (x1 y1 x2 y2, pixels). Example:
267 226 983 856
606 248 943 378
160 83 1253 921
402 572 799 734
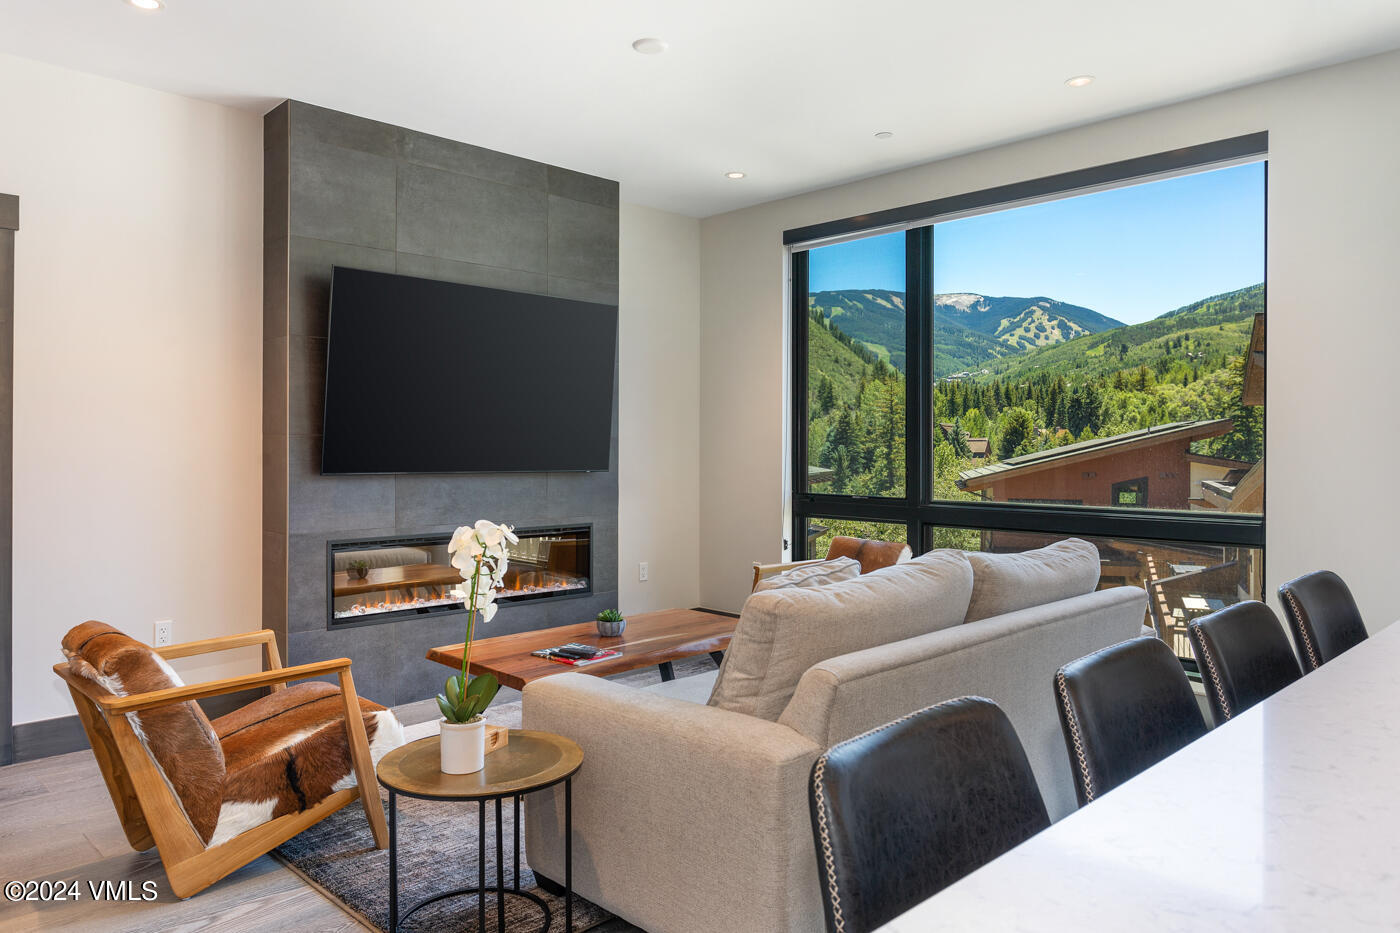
2 2 1399 931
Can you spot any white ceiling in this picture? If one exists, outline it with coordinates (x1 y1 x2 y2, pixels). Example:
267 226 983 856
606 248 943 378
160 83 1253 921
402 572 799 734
4 0 1400 216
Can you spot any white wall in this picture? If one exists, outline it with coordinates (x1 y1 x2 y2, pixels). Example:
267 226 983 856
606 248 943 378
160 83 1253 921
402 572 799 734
617 203 702 614
1 54 264 725
697 49 1400 625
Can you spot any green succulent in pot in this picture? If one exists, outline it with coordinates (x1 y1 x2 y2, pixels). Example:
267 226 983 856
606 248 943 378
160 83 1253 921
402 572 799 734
596 608 627 637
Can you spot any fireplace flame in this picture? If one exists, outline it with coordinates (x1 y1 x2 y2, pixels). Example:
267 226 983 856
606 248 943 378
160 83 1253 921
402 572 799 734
333 571 587 620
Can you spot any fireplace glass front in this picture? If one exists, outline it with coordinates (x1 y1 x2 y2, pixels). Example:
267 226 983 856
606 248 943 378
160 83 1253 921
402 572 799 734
328 525 591 626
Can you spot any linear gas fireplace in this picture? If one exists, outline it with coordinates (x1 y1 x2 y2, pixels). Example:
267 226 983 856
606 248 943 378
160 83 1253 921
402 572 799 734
327 525 592 627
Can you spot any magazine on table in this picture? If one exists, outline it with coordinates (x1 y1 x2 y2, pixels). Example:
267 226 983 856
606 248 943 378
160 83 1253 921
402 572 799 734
530 643 621 666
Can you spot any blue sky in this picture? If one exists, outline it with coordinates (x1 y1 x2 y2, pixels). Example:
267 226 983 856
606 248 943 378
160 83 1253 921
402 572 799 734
807 161 1265 324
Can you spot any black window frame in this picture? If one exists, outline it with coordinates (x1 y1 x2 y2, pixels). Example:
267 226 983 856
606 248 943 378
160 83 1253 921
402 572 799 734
788 133 1266 564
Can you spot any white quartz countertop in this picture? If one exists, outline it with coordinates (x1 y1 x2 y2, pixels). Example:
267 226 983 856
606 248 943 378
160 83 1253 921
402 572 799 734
879 621 1400 932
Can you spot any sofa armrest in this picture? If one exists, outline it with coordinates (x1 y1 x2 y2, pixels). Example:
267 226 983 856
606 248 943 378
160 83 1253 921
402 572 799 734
523 673 825 933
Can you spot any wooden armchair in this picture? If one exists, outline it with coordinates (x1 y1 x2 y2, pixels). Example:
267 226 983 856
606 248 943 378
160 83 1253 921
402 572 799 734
54 623 396 899
752 535 913 591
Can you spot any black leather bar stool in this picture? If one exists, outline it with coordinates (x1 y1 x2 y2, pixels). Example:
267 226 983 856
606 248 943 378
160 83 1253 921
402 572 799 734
808 697 1049 933
1278 570 1369 671
1055 637 1206 807
1187 601 1301 723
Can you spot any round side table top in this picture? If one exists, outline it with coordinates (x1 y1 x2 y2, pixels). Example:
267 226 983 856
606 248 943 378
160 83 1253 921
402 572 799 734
377 729 583 800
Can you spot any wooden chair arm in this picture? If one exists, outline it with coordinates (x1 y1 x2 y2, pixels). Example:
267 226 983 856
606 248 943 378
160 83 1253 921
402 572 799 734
93 658 352 713
751 558 826 591
157 629 279 662
157 628 286 691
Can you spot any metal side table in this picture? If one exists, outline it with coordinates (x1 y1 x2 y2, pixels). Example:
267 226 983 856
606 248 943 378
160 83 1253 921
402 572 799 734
376 730 583 932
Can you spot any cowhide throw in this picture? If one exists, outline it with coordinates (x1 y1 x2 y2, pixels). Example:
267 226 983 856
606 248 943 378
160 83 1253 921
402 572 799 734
62 621 405 849
62 620 226 844
208 682 403 846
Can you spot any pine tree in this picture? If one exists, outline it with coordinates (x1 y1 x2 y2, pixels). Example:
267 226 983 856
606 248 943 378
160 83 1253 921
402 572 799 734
815 374 837 415
948 418 972 458
831 446 851 494
822 409 857 467
998 409 1035 460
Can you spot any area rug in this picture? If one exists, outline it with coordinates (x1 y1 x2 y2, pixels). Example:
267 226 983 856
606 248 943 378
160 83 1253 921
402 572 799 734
276 657 717 932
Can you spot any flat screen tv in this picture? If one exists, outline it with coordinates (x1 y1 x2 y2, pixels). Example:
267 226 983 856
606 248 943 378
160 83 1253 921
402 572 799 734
321 267 617 474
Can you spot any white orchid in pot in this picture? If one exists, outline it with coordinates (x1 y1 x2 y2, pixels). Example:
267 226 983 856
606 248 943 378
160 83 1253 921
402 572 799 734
437 519 517 774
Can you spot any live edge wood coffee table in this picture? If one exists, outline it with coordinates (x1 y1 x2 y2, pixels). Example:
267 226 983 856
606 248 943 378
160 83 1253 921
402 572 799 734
376 731 584 933
427 607 738 691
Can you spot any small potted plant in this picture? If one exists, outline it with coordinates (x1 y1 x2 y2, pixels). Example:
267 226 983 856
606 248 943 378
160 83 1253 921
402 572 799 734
437 520 516 774
596 608 626 637
347 559 370 580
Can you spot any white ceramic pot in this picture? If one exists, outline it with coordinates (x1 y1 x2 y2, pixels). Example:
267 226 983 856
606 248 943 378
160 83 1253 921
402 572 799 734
440 718 486 774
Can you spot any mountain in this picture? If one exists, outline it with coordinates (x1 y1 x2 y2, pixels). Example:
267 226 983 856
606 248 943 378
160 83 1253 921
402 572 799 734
808 290 1125 376
933 294 1125 347
807 289 908 370
977 284 1263 385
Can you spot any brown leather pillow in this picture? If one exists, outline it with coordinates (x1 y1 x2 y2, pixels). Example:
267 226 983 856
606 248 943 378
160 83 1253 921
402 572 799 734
826 536 913 575
62 621 226 844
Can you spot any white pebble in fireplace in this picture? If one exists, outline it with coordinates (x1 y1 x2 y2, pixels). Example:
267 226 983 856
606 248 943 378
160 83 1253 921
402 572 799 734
328 525 591 625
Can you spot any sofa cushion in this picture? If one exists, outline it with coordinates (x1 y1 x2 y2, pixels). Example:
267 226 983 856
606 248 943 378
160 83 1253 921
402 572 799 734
708 549 974 721
752 556 860 593
964 538 1101 623
62 621 227 844
209 681 404 847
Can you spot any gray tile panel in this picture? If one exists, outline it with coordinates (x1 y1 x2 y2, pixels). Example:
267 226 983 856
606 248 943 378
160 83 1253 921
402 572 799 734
396 162 548 271
546 165 619 209
264 238 289 339
547 195 619 284
287 337 326 437
289 139 397 249
262 337 288 437
290 100 401 159
393 473 549 531
268 101 619 670
400 129 548 190
287 435 396 534
263 431 287 534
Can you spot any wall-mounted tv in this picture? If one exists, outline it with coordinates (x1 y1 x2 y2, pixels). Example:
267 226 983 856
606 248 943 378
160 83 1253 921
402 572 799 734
321 267 617 475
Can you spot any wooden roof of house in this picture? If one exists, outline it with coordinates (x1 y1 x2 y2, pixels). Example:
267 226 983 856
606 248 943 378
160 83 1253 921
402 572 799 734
957 418 1235 492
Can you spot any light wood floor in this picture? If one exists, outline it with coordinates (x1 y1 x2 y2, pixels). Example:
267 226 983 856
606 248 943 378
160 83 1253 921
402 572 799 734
0 693 639 932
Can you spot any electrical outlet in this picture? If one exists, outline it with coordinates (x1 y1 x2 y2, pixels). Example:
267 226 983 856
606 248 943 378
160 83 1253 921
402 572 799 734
153 620 173 647
639 561 649 582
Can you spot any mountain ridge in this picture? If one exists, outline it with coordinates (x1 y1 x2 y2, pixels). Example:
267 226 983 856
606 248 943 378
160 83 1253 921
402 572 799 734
808 289 1127 376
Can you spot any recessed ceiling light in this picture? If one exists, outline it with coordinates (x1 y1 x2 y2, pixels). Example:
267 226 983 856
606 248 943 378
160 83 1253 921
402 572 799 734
126 0 163 10
874 131 894 140
724 171 746 180
631 37 669 55
1065 75 1095 88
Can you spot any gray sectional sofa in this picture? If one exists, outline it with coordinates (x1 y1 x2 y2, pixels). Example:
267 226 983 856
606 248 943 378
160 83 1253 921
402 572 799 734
523 540 1148 933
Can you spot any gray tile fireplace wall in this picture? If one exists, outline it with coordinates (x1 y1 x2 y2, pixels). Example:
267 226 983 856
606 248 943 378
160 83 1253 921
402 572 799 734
264 101 619 706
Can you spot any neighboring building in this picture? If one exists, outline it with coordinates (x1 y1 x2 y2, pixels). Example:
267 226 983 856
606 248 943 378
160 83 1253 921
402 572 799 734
937 422 991 459
957 418 1235 508
1195 311 1265 513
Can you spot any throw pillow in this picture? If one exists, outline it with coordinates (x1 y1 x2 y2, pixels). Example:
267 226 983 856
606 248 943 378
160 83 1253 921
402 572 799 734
752 556 861 593
963 538 1102 623
709 548 974 721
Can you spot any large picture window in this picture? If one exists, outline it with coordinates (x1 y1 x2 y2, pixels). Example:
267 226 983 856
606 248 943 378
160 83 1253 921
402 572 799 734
789 136 1267 666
